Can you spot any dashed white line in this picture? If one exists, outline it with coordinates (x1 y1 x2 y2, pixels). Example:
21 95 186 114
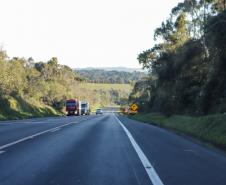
115 115 164 185
0 151 5 154
0 122 73 151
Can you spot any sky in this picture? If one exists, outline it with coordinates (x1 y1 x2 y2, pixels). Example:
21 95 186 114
0 0 182 68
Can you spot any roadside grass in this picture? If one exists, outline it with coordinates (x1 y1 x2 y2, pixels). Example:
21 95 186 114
0 113 6 120
0 95 61 121
130 113 226 150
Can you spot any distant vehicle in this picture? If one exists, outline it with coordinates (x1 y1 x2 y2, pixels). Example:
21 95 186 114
80 101 90 115
96 108 103 115
66 99 80 116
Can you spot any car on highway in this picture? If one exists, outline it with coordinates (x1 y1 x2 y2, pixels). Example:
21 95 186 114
95 108 103 115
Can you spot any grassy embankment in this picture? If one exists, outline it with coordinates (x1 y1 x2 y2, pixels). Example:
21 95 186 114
130 113 226 150
0 96 61 121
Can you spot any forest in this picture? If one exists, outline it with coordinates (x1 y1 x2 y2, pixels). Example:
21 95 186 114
76 69 146 84
130 0 226 116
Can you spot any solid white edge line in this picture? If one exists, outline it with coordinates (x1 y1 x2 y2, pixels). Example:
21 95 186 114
0 122 73 150
50 128 61 133
115 115 164 185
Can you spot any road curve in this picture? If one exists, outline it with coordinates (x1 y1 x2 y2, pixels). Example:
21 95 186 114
0 113 225 185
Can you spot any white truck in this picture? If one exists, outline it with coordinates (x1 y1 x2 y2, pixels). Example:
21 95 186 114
79 101 90 115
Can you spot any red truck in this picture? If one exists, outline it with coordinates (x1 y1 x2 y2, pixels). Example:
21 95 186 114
66 99 80 116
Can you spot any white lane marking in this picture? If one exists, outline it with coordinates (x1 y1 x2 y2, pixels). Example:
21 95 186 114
115 115 164 185
0 122 73 151
0 151 5 154
50 128 61 133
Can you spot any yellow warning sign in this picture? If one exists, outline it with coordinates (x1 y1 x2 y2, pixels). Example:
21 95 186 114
130 103 138 111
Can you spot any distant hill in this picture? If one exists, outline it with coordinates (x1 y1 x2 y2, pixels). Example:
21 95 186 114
75 69 147 84
75 67 146 73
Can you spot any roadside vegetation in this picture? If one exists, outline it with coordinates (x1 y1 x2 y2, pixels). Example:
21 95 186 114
0 95 59 120
77 69 146 84
130 0 226 116
72 83 133 111
130 113 226 150
128 0 226 151
0 51 133 120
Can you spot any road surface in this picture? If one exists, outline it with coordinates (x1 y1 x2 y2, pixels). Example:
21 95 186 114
0 113 226 185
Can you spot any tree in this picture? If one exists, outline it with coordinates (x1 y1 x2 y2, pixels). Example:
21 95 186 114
172 13 190 47
210 0 226 13
133 0 226 115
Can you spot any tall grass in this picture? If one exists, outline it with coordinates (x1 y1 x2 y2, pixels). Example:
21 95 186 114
0 95 61 121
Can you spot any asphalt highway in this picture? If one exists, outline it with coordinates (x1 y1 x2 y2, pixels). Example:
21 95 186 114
0 113 226 185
